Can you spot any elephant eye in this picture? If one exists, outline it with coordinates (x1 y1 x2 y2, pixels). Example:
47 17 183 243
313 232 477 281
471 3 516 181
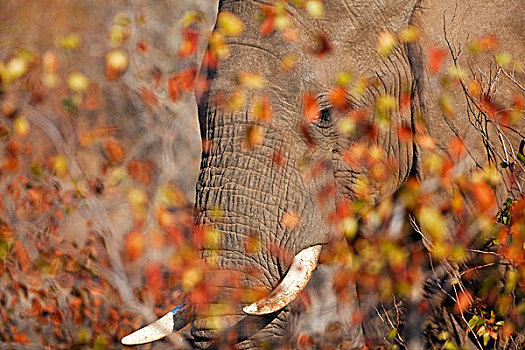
316 106 333 129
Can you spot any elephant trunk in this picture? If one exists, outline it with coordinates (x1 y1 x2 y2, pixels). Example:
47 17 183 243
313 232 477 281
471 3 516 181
190 104 330 348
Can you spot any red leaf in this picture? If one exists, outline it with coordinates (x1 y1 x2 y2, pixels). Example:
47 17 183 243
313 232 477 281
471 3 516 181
144 263 164 290
428 45 447 74
260 6 275 36
179 28 200 58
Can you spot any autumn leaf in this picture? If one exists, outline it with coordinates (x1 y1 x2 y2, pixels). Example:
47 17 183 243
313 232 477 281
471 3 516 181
469 34 498 53
428 46 447 74
259 5 275 36
79 125 119 146
127 159 154 185
455 290 473 314
245 125 265 148
471 180 496 212
104 139 124 163
329 86 348 110
144 262 164 290
398 26 420 43
378 30 397 57
67 71 89 92
13 116 29 138
105 49 128 80
217 11 245 37
251 97 273 122
280 54 298 71
305 0 325 19
168 67 197 101
397 125 412 142
52 155 68 177
282 211 300 229
237 71 266 89
302 93 320 123
179 28 200 58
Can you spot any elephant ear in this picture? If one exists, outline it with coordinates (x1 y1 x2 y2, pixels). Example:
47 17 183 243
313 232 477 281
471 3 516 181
414 0 525 191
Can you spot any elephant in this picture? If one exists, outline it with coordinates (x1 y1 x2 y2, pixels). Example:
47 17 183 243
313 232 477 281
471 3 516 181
122 0 525 348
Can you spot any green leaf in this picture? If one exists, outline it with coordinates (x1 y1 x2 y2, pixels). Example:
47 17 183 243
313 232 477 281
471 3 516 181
387 328 398 340
468 315 479 328
483 331 490 346
517 153 525 164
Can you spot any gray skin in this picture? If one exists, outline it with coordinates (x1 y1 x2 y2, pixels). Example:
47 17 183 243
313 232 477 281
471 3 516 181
190 0 525 348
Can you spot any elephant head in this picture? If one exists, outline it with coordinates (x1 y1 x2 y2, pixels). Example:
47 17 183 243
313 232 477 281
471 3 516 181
122 0 525 348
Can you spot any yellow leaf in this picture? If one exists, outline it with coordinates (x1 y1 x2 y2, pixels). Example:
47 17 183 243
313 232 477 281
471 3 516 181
274 13 291 30
182 268 202 291
217 11 245 37
60 33 81 50
341 217 358 239
67 71 89 92
53 155 68 177
336 71 352 87
280 54 298 71
438 94 455 117
4 57 28 83
398 26 420 43
495 52 512 68
13 116 30 138
378 30 397 57
105 49 129 80
419 207 447 240
180 10 204 28
305 0 325 19
337 116 356 137
109 25 127 47
238 71 266 89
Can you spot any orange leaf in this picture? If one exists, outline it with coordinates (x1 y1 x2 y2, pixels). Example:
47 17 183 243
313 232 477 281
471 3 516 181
471 181 496 212
302 93 320 123
455 290 472 314
449 136 466 158
397 125 413 142
144 262 164 290
127 159 154 185
329 86 348 110
104 139 124 163
428 46 447 74
125 230 144 260
179 28 199 58
168 67 197 101
251 97 273 122
281 211 300 229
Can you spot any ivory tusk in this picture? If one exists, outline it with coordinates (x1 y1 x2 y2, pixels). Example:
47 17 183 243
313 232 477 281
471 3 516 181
121 300 190 345
243 244 322 315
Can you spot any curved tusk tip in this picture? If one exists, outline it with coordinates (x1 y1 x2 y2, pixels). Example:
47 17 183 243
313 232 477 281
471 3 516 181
243 303 259 315
121 335 134 346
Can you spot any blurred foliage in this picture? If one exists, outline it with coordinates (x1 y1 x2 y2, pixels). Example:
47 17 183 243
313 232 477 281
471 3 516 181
0 0 524 349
